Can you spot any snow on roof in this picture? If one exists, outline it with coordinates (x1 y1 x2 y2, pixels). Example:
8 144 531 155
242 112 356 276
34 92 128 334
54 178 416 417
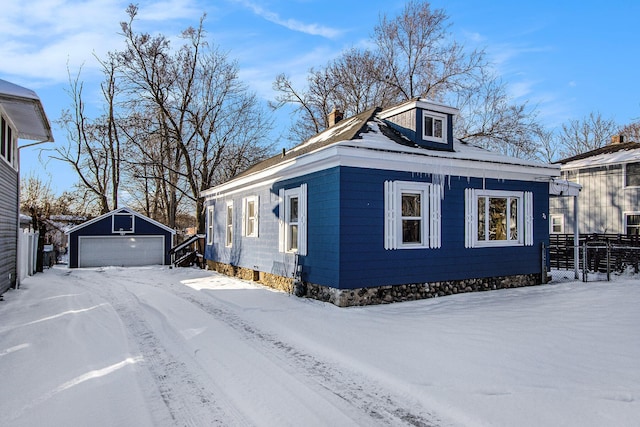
559 145 640 169
0 79 54 142
289 115 363 154
203 106 559 198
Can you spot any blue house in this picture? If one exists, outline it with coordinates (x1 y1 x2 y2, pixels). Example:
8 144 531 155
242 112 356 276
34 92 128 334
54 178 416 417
202 99 560 306
66 207 175 268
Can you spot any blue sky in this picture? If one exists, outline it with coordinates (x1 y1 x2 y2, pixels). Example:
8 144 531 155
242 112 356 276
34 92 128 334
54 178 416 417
2 0 639 195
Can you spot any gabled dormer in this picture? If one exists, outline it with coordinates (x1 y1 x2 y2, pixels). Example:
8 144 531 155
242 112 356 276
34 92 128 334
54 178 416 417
378 99 458 151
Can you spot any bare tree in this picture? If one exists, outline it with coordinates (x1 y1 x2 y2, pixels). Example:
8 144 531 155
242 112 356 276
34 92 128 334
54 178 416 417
374 0 485 101
559 112 618 158
272 0 540 158
620 120 640 142
116 5 273 231
53 65 121 214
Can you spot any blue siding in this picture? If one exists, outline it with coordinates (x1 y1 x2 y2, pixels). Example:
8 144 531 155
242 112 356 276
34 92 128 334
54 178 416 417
336 167 548 289
68 213 173 268
205 165 550 291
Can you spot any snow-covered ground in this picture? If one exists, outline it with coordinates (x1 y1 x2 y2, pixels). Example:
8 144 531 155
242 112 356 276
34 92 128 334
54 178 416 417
1 266 638 427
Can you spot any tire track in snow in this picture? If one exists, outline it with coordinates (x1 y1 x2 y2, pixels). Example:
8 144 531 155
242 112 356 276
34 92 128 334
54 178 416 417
155 278 442 427
71 269 251 427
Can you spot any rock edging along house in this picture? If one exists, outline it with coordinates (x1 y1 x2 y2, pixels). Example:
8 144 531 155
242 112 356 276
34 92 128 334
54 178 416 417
202 99 560 306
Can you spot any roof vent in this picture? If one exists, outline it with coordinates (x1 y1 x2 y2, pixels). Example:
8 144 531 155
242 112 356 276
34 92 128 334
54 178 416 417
328 108 343 127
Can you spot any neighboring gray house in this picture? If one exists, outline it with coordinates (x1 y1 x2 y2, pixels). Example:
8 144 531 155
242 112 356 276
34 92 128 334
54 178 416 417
0 79 53 295
549 136 640 235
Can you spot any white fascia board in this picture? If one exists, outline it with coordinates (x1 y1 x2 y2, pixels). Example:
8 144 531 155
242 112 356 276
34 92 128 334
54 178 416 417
378 99 459 119
66 207 175 235
204 143 560 199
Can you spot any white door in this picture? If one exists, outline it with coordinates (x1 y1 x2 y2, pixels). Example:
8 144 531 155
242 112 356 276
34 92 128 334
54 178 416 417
78 236 165 268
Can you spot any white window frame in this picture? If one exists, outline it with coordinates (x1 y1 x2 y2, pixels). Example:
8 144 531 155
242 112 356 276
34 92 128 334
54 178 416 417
242 195 259 237
225 201 233 247
465 189 533 248
384 181 441 250
625 162 640 188
550 214 564 234
206 206 214 245
278 184 307 255
422 110 447 144
0 114 17 170
112 213 135 234
624 212 640 236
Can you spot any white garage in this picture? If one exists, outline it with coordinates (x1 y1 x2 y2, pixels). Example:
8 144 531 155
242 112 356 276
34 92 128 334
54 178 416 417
67 207 175 268
78 236 166 268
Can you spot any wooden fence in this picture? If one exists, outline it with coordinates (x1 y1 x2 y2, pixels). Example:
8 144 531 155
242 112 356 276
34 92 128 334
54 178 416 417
549 233 640 273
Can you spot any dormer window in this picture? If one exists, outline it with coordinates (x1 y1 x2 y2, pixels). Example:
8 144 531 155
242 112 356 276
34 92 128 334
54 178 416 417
422 111 446 144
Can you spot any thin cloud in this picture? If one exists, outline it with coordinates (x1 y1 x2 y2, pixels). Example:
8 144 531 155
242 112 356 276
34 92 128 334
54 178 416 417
231 0 343 39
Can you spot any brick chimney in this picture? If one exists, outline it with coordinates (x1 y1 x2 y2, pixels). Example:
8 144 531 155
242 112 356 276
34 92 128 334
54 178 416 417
610 134 625 144
328 108 343 127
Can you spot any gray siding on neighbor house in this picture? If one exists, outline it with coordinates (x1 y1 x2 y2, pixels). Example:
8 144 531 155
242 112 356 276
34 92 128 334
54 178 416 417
550 165 640 234
0 158 18 293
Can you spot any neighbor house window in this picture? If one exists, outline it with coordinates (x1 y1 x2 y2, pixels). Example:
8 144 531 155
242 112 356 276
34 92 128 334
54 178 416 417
550 214 564 234
225 201 233 247
422 111 446 143
384 181 441 250
242 196 259 237
625 213 640 235
206 206 214 245
625 162 640 187
112 213 134 233
278 184 307 255
465 189 533 248
1 116 16 169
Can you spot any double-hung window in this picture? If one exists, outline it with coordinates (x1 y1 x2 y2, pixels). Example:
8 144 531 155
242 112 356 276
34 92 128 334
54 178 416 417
278 184 307 255
384 181 441 250
225 201 233 247
550 214 564 234
422 111 446 144
242 196 259 237
625 162 640 187
465 189 533 248
625 213 640 235
206 206 214 245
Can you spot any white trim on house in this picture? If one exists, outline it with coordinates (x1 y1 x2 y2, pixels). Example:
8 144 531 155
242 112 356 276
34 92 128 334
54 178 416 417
464 189 533 248
202 123 560 201
378 99 460 119
206 206 214 245
241 195 259 237
421 110 447 144
278 184 307 255
225 201 233 247
384 181 441 250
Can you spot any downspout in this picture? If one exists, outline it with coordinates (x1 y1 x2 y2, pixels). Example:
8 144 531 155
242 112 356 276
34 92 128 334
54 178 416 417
16 138 50 289
573 193 579 280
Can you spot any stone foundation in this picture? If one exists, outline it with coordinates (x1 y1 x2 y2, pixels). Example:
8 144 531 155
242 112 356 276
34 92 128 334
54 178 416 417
306 274 542 307
206 260 541 307
206 260 294 293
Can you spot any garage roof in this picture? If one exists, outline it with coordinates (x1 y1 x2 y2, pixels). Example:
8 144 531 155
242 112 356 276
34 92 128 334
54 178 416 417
66 207 176 235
